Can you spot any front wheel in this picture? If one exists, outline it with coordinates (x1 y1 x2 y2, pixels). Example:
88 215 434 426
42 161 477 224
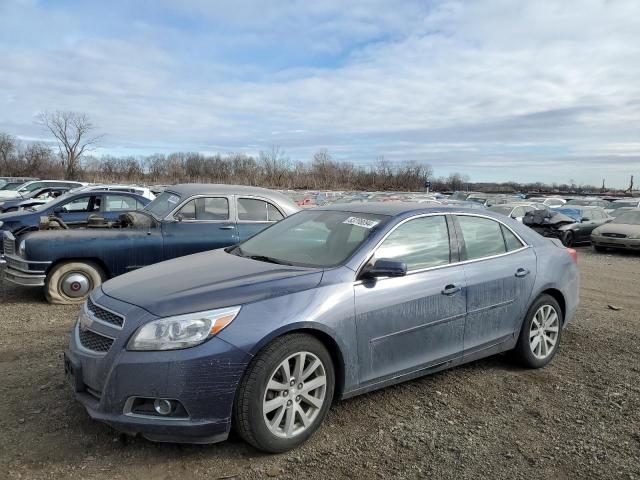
45 261 105 305
514 294 563 368
234 333 335 453
561 231 574 247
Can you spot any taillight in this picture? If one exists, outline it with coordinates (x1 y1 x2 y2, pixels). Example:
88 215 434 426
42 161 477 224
567 248 578 264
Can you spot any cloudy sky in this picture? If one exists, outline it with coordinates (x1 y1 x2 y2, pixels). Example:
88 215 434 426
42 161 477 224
1 0 639 187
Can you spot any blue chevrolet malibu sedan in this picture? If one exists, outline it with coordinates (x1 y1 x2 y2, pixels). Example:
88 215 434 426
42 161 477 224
65 203 580 452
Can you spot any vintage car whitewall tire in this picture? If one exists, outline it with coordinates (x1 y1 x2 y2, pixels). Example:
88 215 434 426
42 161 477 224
45 261 106 305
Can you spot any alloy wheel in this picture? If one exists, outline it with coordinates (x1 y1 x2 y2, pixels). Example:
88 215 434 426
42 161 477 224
529 304 560 359
262 351 327 438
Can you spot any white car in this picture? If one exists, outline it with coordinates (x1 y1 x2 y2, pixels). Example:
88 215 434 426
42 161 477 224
528 197 566 207
72 184 156 200
0 180 85 199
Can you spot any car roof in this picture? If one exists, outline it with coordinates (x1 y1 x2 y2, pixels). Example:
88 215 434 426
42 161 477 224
313 201 496 217
166 183 287 196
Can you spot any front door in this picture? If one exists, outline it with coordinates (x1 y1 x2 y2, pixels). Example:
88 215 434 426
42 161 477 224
453 214 537 354
354 214 467 385
55 194 100 226
161 196 238 259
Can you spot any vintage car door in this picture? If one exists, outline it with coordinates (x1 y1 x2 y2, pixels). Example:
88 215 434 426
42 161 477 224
54 194 100 227
235 196 286 241
354 214 467 385
452 214 537 356
161 195 238 259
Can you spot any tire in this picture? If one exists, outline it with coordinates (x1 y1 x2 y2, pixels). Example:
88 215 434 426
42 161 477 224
561 231 574 247
514 294 563 368
234 333 335 453
45 261 105 305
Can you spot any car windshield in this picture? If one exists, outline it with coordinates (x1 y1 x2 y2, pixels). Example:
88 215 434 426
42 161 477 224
488 206 513 216
1 182 24 191
143 191 181 219
612 211 640 225
234 210 391 268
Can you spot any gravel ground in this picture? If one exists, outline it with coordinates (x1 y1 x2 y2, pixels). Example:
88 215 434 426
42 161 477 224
1 246 639 480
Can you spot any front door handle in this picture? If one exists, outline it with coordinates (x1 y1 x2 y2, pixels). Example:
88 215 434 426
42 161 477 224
515 268 530 278
219 225 235 230
441 284 461 296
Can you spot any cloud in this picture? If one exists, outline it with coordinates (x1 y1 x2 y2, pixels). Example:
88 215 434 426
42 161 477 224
0 0 639 186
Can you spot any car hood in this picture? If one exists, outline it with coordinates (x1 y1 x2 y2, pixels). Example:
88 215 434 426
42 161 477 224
593 223 640 236
0 191 20 199
101 249 323 317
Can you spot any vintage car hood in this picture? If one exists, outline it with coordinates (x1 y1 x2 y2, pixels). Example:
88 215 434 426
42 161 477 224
101 248 323 317
594 223 640 236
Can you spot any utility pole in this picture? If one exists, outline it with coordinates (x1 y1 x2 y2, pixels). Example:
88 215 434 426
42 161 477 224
601 179 605 192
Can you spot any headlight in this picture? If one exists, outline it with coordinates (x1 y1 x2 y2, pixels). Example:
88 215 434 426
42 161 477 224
127 306 241 351
628 233 640 239
0 220 4 228
18 240 26 257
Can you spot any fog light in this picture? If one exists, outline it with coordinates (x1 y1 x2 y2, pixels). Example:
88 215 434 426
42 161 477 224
153 398 173 416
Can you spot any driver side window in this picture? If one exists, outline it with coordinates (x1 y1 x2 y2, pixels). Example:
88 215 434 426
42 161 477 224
374 215 451 271
61 196 95 213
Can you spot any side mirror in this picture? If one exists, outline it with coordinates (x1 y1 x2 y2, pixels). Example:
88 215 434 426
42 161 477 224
53 206 64 214
175 213 183 222
361 259 407 279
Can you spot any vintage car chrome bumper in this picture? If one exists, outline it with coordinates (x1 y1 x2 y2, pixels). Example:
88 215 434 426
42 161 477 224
1 254 49 287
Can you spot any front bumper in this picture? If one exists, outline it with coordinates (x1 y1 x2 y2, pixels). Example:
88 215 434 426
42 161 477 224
65 293 252 443
1 254 49 287
591 235 640 250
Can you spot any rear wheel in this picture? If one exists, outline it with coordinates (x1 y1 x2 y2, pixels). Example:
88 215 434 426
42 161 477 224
234 333 335 453
514 294 563 368
45 261 105 305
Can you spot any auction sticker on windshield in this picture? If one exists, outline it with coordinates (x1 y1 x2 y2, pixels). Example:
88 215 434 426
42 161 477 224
343 216 380 229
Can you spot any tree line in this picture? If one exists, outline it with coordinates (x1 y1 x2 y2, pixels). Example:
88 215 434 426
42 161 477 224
0 110 610 193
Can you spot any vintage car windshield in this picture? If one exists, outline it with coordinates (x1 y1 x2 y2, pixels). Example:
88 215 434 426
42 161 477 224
612 211 640 225
235 210 391 268
143 191 182 219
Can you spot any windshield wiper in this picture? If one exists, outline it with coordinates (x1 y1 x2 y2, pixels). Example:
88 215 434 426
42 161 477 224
247 255 293 266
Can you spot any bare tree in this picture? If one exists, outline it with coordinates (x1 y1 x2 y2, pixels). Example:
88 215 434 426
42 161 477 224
38 111 102 179
0 132 17 174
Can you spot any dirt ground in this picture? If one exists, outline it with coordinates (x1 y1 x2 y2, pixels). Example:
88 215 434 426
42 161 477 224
1 246 639 480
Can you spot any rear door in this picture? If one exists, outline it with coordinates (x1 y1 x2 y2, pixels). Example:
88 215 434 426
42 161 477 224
161 195 238 259
235 196 285 241
354 214 467 385
101 194 144 221
453 214 537 356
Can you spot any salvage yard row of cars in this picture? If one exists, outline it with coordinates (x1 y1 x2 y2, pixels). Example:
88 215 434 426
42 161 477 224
0 178 637 452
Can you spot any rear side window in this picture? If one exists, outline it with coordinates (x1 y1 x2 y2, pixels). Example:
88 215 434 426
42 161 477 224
176 197 229 221
457 216 507 260
374 215 450 271
238 198 283 222
501 225 524 252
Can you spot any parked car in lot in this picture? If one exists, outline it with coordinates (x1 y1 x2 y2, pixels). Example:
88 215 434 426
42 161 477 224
0 179 85 199
1 184 299 303
0 189 150 238
488 203 538 222
63 203 579 452
591 209 640 252
0 186 71 213
74 184 156 201
524 206 612 247
565 198 611 209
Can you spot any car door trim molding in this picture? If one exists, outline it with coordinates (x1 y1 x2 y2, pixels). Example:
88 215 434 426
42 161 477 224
370 312 466 343
355 212 531 282
467 298 516 315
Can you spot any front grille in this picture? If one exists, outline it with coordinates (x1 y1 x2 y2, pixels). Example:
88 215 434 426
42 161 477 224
87 298 124 327
602 233 627 238
78 328 114 353
6 256 25 270
3 232 15 255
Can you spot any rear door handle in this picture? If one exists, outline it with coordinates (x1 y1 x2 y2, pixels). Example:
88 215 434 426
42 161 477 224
515 268 530 278
441 284 461 296
219 226 235 230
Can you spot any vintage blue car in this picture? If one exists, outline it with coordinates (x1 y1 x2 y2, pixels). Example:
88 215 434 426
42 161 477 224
0 189 151 237
1 184 299 304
